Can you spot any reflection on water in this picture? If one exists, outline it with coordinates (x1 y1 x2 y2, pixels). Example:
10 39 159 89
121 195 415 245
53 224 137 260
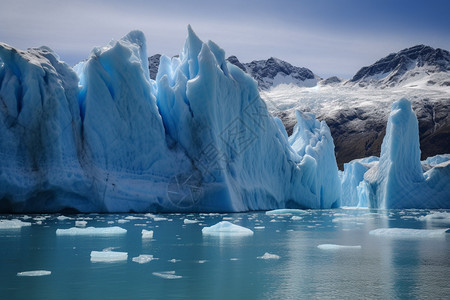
0 209 449 299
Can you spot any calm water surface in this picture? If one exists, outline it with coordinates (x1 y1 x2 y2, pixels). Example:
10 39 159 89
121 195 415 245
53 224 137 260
1 209 449 299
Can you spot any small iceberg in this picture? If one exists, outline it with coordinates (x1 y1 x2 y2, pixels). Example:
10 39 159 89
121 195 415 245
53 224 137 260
417 212 450 223
317 244 362 250
0 219 32 229
369 228 449 238
90 251 128 262
132 254 157 264
202 221 254 236
152 271 182 279
257 252 280 260
17 270 51 277
184 219 200 224
56 226 127 236
266 209 308 216
141 229 154 239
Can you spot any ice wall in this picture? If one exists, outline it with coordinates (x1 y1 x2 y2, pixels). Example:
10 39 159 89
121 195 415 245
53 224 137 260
362 99 450 208
0 27 342 212
288 111 341 208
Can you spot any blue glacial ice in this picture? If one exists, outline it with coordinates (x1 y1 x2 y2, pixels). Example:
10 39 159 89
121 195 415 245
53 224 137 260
341 99 450 209
0 27 448 212
0 27 342 213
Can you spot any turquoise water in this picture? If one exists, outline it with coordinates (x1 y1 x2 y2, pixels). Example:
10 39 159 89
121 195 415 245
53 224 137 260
1 209 449 299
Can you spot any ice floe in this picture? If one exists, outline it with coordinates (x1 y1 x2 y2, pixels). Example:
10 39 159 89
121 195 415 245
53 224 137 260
0 219 32 229
132 254 157 264
202 221 254 236
257 252 281 259
369 228 449 238
152 271 182 279
56 226 126 236
317 244 362 250
17 270 51 276
90 251 128 262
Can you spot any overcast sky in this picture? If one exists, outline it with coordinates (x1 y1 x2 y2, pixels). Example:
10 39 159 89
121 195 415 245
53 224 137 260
1 0 449 78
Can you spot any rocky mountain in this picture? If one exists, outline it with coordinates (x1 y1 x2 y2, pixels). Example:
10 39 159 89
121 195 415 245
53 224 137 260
148 54 161 80
228 56 321 90
347 45 450 88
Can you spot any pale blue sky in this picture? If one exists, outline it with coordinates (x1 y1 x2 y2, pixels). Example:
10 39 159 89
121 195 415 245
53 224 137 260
1 0 449 78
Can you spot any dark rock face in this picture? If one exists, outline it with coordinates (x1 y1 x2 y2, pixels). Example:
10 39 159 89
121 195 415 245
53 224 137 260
148 54 161 80
226 55 246 72
349 45 450 87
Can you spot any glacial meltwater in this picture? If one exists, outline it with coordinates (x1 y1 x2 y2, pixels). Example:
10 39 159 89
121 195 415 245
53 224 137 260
1 209 449 299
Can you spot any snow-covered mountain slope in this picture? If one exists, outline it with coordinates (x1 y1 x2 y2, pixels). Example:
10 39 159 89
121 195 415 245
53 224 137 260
260 82 450 169
347 45 450 88
231 56 321 90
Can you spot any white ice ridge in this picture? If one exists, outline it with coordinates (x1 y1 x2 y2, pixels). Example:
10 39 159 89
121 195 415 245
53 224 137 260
56 226 126 236
202 221 254 236
369 228 449 238
0 26 342 213
257 252 281 259
90 251 128 262
17 270 51 276
152 271 182 279
0 219 32 229
317 244 362 250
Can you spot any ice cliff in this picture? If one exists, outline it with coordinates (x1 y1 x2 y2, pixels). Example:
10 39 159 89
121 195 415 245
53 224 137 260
0 27 341 213
341 99 450 208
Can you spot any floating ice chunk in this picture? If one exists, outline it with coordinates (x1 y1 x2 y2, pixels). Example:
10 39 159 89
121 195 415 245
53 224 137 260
17 270 51 276
117 219 129 224
56 216 73 221
56 226 127 236
266 209 308 216
202 221 253 236
197 260 208 264
291 216 303 221
153 217 168 221
0 219 32 229
230 258 239 261
184 219 200 224
125 216 145 220
132 254 157 264
257 252 280 260
168 259 180 263
317 244 362 250
152 271 182 279
90 251 128 262
141 229 154 239
369 228 449 238
417 212 450 223
254 226 265 230
75 220 87 227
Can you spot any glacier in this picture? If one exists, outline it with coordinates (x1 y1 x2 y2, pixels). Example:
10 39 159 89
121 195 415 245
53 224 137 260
0 27 342 213
341 99 450 209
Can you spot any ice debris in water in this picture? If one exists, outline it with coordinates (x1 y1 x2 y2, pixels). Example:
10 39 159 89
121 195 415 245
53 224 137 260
152 271 182 279
184 219 200 224
56 226 127 236
257 252 281 260
141 229 154 239
17 270 51 277
317 244 362 250
0 219 32 229
417 212 450 222
266 209 308 216
56 216 73 221
132 254 157 264
90 251 128 262
369 228 449 238
202 221 254 236
291 216 303 221
75 220 87 227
